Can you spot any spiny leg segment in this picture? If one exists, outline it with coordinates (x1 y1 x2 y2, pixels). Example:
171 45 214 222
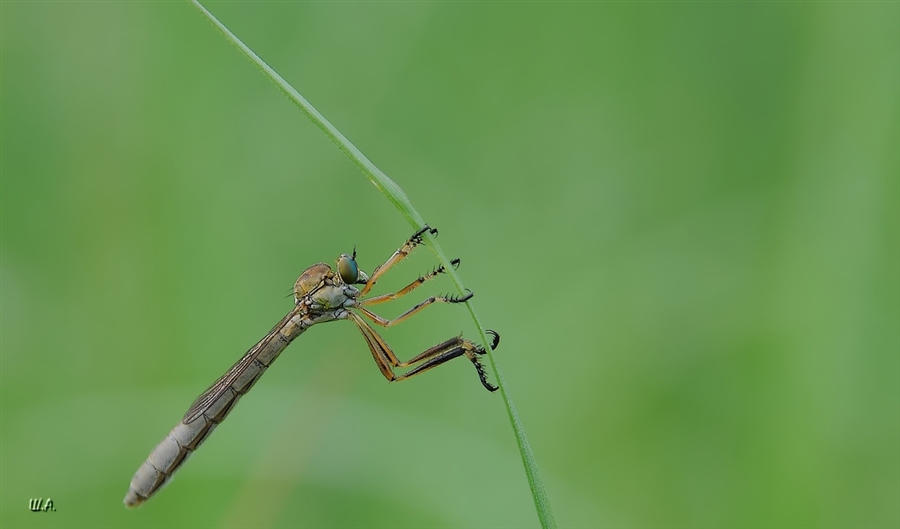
350 309 499 392
360 259 460 307
394 330 501 392
359 225 438 296
357 289 472 327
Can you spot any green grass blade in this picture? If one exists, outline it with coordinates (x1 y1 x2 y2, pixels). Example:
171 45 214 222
191 2 557 527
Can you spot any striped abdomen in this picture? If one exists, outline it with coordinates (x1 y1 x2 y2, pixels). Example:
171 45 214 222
123 309 311 507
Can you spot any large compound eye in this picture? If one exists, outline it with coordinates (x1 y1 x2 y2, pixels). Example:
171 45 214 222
337 254 359 284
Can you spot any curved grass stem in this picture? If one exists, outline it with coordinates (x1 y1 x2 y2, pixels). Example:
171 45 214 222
191 2 556 527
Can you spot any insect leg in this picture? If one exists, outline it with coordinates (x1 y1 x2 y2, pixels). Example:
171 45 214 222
360 259 460 306
350 312 499 391
356 290 473 328
359 225 437 296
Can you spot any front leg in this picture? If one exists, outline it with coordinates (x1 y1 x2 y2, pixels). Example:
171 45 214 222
359 225 438 296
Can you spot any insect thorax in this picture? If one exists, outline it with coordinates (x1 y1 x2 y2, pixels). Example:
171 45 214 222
310 283 357 312
293 263 333 298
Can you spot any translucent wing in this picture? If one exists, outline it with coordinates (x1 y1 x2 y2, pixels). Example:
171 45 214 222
182 308 301 423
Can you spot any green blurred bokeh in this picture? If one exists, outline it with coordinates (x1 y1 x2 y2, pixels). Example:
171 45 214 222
2 3 897 528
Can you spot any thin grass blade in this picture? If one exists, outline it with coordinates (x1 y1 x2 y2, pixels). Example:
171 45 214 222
190 3 556 527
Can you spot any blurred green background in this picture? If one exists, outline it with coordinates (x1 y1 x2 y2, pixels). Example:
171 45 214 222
1 2 897 528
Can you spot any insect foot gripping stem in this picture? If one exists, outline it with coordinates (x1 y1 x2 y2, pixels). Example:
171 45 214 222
486 329 501 350
468 329 501 392
411 225 439 244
